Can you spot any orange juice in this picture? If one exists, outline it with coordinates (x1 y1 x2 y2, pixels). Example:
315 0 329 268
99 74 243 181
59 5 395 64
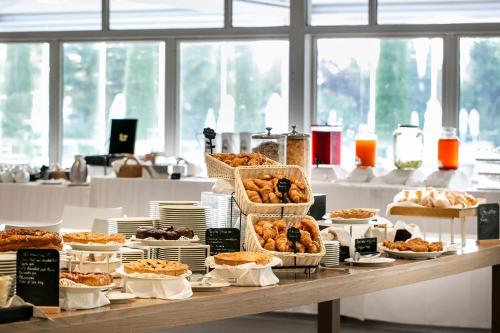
356 139 377 167
438 138 459 170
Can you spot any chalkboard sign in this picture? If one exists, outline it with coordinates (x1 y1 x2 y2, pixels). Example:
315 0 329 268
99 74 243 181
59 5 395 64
16 249 59 310
477 203 499 240
355 237 378 255
394 229 412 242
206 228 240 256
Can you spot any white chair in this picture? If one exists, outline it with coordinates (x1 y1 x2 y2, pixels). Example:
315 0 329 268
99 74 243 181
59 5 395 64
60 205 124 232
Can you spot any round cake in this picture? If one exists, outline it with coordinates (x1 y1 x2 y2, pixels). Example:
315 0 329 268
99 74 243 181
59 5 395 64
123 259 188 276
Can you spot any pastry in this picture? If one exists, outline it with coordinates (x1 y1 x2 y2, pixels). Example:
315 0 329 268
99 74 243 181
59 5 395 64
243 174 309 204
329 209 378 219
60 271 113 286
212 153 277 167
123 259 188 276
0 228 63 252
394 187 478 208
63 232 125 244
214 252 274 266
383 238 444 252
136 227 168 240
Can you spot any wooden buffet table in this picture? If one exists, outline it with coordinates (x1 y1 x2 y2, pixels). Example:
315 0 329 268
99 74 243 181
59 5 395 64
3 243 500 333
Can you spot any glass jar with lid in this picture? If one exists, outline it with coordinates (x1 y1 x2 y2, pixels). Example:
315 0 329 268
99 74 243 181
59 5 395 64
251 127 287 164
393 125 424 170
286 125 311 176
438 127 459 170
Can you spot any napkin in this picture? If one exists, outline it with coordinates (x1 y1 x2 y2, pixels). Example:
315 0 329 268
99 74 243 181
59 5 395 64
204 256 281 287
60 289 110 311
4 295 51 319
211 179 235 194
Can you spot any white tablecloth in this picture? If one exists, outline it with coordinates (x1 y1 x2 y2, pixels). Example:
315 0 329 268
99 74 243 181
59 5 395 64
0 182 89 223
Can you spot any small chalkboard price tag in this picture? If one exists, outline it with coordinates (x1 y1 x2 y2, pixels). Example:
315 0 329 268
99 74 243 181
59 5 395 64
355 237 378 255
206 228 240 256
394 229 412 242
477 203 499 240
16 249 60 314
277 178 291 203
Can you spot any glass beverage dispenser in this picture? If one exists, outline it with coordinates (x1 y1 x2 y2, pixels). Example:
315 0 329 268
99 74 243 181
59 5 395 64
311 125 342 165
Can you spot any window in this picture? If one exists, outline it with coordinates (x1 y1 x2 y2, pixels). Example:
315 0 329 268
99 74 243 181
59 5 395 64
310 0 369 26
0 0 101 32
460 37 500 164
179 40 289 165
232 0 290 27
0 43 49 165
378 0 500 25
62 41 165 166
316 38 443 168
110 0 224 29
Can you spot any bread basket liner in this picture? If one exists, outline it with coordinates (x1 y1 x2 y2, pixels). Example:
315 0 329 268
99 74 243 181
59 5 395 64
245 214 325 267
205 153 278 180
234 165 314 215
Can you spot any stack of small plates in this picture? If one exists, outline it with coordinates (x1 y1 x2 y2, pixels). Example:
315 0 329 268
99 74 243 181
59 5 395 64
108 217 157 239
121 247 151 263
321 241 340 267
149 201 199 220
201 192 238 228
157 245 209 274
159 205 211 243
0 253 17 296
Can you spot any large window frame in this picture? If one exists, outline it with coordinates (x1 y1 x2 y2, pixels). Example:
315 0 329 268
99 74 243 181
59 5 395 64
0 0 499 164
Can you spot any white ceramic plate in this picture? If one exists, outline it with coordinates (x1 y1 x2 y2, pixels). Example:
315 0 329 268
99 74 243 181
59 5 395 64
107 292 137 303
345 257 395 266
65 243 123 251
380 246 445 260
322 214 373 224
60 283 114 292
190 281 230 292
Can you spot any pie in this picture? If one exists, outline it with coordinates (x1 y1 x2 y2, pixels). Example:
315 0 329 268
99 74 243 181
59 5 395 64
214 252 273 266
63 232 125 244
123 259 188 276
60 271 113 286
0 228 63 252
329 208 377 219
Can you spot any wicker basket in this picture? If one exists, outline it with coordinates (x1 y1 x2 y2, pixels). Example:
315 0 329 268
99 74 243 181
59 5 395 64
245 214 325 267
117 156 143 178
205 153 278 180
235 165 314 215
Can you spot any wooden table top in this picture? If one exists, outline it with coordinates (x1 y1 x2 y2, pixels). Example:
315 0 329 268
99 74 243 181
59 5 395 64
4 243 500 333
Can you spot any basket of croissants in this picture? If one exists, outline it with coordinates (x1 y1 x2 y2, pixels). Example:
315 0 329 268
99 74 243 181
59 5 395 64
205 153 278 180
245 214 325 267
235 165 314 215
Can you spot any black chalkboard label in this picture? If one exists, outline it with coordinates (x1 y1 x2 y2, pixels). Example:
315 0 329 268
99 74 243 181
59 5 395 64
16 249 59 308
355 237 378 255
287 227 301 243
206 228 240 256
477 203 499 240
394 229 412 242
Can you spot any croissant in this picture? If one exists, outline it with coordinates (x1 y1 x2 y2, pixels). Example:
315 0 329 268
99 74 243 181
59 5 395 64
246 190 262 203
275 234 291 252
295 242 306 253
264 238 276 251
257 234 265 247
254 179 273 189
269 192 281 203
243 179 260 192
262 227 277 241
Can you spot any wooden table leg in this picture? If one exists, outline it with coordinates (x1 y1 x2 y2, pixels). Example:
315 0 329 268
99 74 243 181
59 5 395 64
318 299 340 333
460 217 466 247
493 265 500 333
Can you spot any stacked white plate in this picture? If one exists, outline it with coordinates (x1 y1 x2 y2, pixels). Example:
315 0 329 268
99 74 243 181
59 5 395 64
159 205 211 244
321 241 340 267
0 252 17 296
149 201 199 220
201 192 239 228
121 247 152 263
108 217 157 239
157 245 209 274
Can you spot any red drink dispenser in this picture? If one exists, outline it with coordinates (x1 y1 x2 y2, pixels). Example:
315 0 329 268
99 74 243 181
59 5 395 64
311 125 342 165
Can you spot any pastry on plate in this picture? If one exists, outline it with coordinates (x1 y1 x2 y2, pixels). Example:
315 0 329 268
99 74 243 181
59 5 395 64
135 226 194 240
60 271 113 286
211 153 277 167
214 251 273 266
63 232 125 244
383 238 443 252
0 228 63 252
123 259 188 276
329 209 378 219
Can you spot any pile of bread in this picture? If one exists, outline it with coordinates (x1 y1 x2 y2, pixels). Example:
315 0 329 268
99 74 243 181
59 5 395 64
212 153 276 167
394 188 477 209
243 174 308 204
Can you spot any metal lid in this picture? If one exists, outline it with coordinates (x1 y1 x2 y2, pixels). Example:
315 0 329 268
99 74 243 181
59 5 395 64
286 125 310 139
251 127 286 140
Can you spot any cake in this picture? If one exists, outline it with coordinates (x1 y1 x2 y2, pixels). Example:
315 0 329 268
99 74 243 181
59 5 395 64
60 271 113 286
0 228 63 252
214 252 273 266
62 232 125 244
123 259 188 276
135 226 194 240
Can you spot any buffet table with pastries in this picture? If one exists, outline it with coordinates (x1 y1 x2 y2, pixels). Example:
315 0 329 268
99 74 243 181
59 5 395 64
1 243 499 333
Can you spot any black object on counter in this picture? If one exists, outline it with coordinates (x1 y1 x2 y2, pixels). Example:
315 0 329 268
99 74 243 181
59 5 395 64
16 249 59 309
309 193 326 220
339 246 350 262
205 228 240 256
170 173 181 180
478 203 499 240
354 237 378 255
394 229 412 242
0 306 33 324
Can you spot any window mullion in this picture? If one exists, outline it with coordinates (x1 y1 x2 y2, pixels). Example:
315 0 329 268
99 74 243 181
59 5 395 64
165 38 178 157
102 0 110 32
442 34 459 128
369 0 378 26
224 0 233 30
49 41 62 164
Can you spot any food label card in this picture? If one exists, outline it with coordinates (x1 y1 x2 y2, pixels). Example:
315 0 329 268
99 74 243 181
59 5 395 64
477 203 499 240
16 249 59 309
206 228 240 256
355 237 378 255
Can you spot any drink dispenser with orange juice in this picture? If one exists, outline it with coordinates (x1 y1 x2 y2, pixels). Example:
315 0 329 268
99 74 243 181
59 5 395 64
438 127 459 170
355 125 377 168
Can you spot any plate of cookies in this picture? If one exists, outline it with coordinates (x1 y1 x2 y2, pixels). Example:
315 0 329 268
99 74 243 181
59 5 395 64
380 238 446 259
323 208 379 224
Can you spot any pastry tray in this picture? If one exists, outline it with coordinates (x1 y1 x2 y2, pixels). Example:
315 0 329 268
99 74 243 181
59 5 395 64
388 205 477 218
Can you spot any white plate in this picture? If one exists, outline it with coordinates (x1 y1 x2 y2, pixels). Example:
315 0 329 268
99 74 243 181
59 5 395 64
107 292 137 303
65 243 123 251
380 246 445 260
60 283 114 292
322 214 374 224
345 257 395 266
190 281 230 291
